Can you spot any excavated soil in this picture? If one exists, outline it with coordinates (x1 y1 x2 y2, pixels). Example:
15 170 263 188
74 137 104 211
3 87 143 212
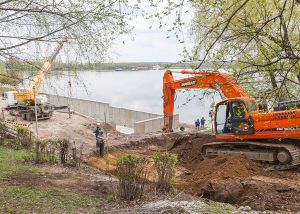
176 155 300 212
176 155 266 195
86 132 300 212
170 133 217 163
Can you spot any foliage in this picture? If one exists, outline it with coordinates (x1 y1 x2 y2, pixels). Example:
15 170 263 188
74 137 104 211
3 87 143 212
30 138 80 166
0 125 33 150
16 126 32 149
190 0 300 105
147 0 300 106
153 152 178 192
59 139 69 164
33 139 58 164
0 62 20 86
116 154 149 201
0 146 37 178
0 133 81 167
0 0 142 85
0 0 141 61
0 123 8 142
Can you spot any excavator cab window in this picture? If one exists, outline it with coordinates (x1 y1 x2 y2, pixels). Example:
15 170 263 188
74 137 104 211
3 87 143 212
231 101 246 118
215 101 231 134
229 100 254 135
215 100 254 135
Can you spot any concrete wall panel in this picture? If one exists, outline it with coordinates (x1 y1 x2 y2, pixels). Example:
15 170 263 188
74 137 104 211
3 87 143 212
43 93 179 134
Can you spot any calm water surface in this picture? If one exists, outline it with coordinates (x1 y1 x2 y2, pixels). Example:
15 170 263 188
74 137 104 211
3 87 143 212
42 70 221 124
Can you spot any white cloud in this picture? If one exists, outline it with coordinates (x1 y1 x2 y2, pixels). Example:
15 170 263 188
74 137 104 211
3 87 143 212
111 12 193 62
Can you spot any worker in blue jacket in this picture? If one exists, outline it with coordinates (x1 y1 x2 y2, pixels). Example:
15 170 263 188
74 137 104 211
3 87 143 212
94 123 105 157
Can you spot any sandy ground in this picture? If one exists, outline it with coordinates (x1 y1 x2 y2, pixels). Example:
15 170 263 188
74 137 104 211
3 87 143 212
0 98 133 157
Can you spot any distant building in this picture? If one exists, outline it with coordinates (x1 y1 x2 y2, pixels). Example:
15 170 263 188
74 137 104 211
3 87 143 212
153 64 160 70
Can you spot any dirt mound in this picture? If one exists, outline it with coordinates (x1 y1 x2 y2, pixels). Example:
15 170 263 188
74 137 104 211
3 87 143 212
177 155 300 212
82 131 300 212
236 179 300 211
178 155 264 193
83 122 122 136
170 133 216 163
108 132 183 152
86 154 119 172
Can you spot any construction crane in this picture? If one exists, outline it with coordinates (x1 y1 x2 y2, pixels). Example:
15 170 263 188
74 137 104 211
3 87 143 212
163 69 300 170
6 39 67 121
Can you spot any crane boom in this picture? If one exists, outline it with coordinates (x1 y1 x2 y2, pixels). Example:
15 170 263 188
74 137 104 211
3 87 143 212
14 39 66 104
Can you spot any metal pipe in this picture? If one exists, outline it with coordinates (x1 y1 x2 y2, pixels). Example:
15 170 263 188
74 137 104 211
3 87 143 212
33 86 39 138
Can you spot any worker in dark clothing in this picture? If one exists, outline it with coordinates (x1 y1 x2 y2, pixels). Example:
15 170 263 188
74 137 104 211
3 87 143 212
195 118 200 130
201 117 206 129
94 123 105 157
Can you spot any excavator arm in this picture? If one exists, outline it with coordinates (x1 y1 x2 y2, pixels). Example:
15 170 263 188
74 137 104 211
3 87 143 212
14 39 67 104
163 70 249 130
163 70 300 169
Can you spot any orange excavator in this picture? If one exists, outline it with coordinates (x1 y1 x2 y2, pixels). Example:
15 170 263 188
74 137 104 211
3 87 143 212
163 70 300 169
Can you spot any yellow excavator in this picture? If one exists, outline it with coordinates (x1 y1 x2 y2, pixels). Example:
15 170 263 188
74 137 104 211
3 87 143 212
6 39 67 121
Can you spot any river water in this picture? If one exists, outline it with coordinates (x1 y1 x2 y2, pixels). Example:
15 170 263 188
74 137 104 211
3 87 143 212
42 70 221 124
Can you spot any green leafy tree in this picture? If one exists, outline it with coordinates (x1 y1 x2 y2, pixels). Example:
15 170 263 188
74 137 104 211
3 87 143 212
148 0 300 106
191 0 300 105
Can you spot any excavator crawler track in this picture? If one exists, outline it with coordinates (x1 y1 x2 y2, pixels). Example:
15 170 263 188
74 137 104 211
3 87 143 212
200 141 300 170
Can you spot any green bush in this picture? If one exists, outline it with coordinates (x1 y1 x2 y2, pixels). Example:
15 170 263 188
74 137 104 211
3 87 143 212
31 138 80 166
116 154 149 201
153 152 178 192
16 126 32 149
58 139 69 164
0 125 32 150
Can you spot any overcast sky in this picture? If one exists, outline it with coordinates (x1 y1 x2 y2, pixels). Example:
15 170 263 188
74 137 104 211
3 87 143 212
110 12 193 63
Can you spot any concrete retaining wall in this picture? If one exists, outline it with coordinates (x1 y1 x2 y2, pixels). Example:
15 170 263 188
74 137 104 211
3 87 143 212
46 94 110 122
134 115 179 134
109 106 161 127
44 94 179 134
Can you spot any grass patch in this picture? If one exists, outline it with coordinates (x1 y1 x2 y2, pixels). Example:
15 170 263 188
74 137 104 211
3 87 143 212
0 147 37 178
0 146 103 213
0 186 103 214
206 201 234 214
200 129 213 134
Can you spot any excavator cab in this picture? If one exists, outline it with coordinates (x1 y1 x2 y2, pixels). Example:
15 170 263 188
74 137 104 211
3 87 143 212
214 98 256 136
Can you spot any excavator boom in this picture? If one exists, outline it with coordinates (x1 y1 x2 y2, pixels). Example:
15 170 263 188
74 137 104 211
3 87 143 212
163 69 300 169
163 70 249 130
